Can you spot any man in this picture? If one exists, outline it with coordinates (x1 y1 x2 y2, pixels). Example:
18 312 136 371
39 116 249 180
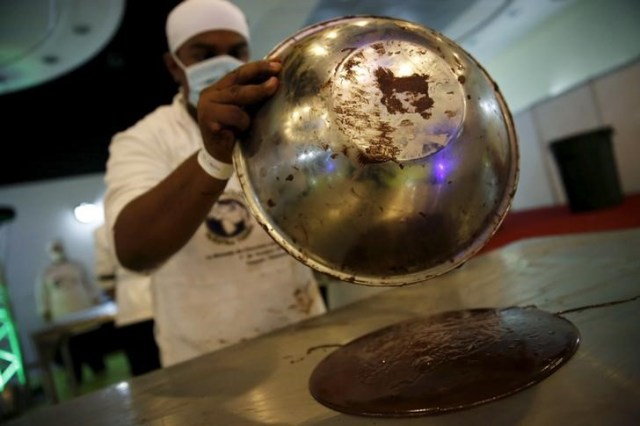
37 240 103 323
36 240 107 383
103 0 326 367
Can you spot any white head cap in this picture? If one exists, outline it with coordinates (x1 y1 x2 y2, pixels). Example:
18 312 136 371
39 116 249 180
166 0 250 53
47 239 64 253
47 239 66 261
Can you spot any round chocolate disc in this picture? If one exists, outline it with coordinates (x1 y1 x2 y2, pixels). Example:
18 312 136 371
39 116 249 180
308 307 580 417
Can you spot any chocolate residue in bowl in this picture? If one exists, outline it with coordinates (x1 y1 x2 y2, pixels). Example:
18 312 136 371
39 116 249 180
342 52 365 82
359 121 401 164
375 67 434 119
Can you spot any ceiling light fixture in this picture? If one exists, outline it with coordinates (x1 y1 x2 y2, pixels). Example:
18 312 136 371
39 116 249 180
73 202 101 224
0 0 124 95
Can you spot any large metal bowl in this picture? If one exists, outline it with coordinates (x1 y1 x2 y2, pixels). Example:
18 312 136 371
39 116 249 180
233 16 519 286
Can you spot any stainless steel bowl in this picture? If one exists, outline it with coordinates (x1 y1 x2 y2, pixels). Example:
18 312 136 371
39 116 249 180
233 16 519 286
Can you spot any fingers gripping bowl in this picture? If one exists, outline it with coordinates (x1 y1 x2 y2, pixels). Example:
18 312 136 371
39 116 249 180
232 16 519 286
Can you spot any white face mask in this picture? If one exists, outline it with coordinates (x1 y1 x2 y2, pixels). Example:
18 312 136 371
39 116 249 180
49 251 65 263
173 54 244 107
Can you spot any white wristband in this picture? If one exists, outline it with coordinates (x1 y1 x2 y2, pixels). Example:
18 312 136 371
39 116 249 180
197 148 234 180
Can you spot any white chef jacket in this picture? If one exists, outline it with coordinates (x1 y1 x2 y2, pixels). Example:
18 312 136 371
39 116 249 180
104 93 326 367
94 224 153 327
37 260 100 321
113 270 154 327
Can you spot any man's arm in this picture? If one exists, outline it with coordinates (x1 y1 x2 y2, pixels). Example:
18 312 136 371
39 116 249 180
113 155 226 271
112 60 281 272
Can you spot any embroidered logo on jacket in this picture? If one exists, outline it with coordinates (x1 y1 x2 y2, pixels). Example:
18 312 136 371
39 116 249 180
205 191 253 244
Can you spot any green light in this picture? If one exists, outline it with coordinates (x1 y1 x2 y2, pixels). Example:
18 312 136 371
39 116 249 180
0 283 26 390
0 322 7 341
0 348 17 363
1 362 18 388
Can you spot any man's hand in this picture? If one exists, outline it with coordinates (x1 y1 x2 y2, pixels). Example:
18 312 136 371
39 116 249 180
197 59 282 164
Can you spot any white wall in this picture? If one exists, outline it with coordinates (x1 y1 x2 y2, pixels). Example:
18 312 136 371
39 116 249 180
510 59 640 210
0 174 106 367
486 0 640 114
592 61 640 195
510 110 557 210
484 0 640 210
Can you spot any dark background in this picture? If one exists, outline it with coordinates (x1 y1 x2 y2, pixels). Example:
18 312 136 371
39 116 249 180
0 0 181 187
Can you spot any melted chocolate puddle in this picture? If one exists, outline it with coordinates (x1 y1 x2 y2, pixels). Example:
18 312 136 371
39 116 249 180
308 306 581 417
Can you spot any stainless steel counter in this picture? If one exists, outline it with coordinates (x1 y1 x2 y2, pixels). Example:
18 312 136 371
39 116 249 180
12 229 640 425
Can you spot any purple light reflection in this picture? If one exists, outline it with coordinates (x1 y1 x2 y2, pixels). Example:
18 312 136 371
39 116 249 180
324 155 336 173
433 158 453 184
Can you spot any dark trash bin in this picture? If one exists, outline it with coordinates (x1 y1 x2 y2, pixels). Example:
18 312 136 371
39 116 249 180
550 126 623 213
